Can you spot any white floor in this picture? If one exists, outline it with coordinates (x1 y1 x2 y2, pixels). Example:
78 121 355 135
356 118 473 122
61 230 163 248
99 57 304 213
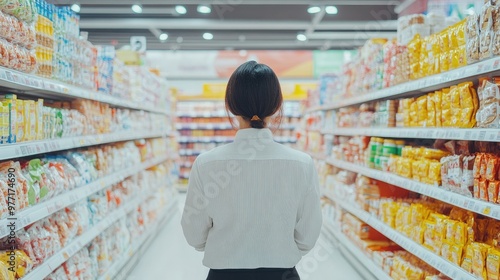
127 194 364 280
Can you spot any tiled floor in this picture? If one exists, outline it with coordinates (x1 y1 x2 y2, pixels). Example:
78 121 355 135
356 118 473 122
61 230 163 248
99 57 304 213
128 194 364 280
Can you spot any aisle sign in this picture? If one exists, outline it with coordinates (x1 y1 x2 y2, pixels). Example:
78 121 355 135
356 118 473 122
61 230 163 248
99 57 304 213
130 36 147 53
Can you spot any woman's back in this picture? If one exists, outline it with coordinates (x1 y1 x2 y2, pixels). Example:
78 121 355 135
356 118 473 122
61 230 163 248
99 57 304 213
181 60 322 279
182 128 321 269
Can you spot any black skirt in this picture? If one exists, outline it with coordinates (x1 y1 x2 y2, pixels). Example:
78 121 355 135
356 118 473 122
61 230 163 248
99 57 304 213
206 267 300 280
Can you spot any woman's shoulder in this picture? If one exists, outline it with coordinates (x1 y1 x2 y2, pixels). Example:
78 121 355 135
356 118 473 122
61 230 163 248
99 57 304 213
273 144 313 164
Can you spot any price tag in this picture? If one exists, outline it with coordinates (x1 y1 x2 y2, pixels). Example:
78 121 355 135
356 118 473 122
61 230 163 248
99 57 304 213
479 131 486 141
493 58 500 68
5 71 13 81
483 206 491 215
477 64 484 73
464 130 471 140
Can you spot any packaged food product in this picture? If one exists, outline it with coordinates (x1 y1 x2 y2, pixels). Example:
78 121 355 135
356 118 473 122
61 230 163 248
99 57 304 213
486 156 499 180
487 247 500 280
473 242 491 279
489 181 500 204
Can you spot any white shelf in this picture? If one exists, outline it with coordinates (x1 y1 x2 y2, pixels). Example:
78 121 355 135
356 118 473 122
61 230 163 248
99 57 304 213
0 67 168 115
176 123 233 130
326 194 478 280
22 186 170 280
97 195 178 280
0 130 170 161
307 56 500 112
179 149 203 156
322 220 392 280
178 136 234 143
177 112 302 118
0 155 170 239
177 112 228 118
323 128 500 142
325 158 500 221
178 136 297 143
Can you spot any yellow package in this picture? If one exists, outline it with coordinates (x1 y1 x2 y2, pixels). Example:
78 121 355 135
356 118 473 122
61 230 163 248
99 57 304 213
441 240 452 260
472 242 491 279
440 29 450 53
409 100 419 127
455 222 469 245
487 248 500 280
402 98 412 127
423 220 436 245
0 94 18 143
455 19 467 47
417 95 428 127
0 260 14 280
427 92 436 127
462 245 474 273
450 244 464 265
23 100 36 142
16 99 25 142
440 51 450 73
35 99 43 140
422 148 449 160
445 220 457 241
0 103 6 144
434 90 443 127
441 88 451 126
450 86 461 127
450 48 460 70
428 160 442 186
0 250 32 278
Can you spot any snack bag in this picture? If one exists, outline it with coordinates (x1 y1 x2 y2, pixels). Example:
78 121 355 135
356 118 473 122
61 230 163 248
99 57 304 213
488 181 500 203
473 242 491 279
480 30 494 60
487 247 500 280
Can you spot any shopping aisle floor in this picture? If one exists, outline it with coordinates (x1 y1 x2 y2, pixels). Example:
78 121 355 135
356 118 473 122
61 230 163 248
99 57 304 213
127 194 364 280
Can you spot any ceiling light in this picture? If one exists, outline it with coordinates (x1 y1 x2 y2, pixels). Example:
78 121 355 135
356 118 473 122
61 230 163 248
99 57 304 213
197 5 211 14
307 6 321 14
175 5 187 14
159 33 168 41
325 6 338 15
71 4 80 13
131 4 142 13
297 33 307 41
203 32 213 40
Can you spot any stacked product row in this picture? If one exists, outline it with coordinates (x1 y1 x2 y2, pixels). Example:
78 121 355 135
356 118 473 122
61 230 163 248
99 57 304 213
324 78 499 130
323 198 447 280
0 1 170 110
322 164 500 280
0 138 169 216
44 189 171 280
317 1 498 106
329 135 500 203
0 94 170 145
0 161 175 279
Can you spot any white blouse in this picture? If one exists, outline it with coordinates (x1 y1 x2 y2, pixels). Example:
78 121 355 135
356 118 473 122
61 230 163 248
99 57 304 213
181 128 322 269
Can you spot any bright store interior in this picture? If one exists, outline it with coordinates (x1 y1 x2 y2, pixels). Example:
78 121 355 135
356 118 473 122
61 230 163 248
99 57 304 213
1 0 500 279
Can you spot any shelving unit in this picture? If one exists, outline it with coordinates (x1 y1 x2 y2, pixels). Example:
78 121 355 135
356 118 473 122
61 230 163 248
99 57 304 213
322 220 392 280
0 155 171 238
323 158 500 220
300 51 500 279
322 128 500 142
0 66 169 114
22 188 178 280
0 41 177 277
306 56 500 113
323 192 476 280
0 130 171 161
98 195 178 280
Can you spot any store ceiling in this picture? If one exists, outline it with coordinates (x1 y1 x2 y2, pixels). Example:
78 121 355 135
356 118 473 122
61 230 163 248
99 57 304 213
49 0 402 50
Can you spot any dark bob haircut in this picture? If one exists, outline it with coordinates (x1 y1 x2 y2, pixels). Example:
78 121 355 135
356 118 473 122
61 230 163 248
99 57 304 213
225 60 283 129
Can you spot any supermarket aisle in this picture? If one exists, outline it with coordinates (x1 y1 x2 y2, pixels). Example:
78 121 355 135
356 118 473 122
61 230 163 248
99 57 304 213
128 194 363 280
